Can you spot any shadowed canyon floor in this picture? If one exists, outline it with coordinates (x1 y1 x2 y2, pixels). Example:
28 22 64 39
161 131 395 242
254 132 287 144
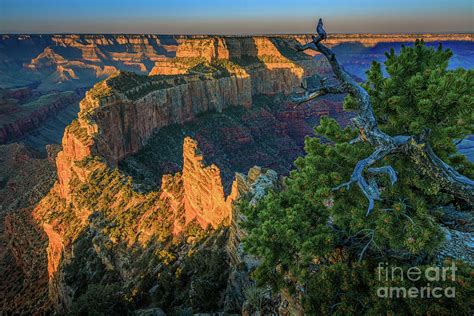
119 94 351 193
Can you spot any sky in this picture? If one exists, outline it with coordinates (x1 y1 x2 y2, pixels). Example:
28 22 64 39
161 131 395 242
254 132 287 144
0 0 472 34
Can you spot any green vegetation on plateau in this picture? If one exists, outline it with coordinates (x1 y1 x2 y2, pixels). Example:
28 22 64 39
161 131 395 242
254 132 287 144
242 41 474 314
103 58 245 101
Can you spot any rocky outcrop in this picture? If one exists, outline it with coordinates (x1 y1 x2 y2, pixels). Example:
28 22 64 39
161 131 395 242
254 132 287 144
2 34 311 91
157 137 236 235
182 137 232 229
224 167 278 312
226 166 279 262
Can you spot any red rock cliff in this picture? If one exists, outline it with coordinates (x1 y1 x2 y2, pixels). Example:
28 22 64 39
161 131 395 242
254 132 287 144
53 38 315 198
22 36 321 310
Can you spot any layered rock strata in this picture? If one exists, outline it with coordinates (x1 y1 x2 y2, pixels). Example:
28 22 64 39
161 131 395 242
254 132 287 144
21 38 315 308
1 33 471 147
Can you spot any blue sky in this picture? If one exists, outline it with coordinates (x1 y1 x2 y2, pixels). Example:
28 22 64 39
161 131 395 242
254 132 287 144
0 0 472 34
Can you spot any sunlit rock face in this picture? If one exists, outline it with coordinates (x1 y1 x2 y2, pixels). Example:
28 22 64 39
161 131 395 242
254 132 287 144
1 33 472 149
181 137 231 229
27 131 275 312
18 48 311 309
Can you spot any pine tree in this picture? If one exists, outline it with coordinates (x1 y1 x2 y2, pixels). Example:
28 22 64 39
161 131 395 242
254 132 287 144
242 25 473 315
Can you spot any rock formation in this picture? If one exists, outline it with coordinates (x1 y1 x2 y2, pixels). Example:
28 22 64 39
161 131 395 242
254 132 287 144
1 33 472 149
1 34 315 311
224 167 278 312
182 137 231 229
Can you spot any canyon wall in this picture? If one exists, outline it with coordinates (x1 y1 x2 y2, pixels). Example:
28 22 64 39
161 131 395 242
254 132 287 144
0 89 81 144
1 33 472 147
2 33 471 92
54 73 250 196
2 33 470 78
89 73 252 164
53 36 317 198
17 37 315 311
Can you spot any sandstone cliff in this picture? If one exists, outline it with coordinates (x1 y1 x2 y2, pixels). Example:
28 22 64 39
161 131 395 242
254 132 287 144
3 38 348 310
23 45 312 308
1 33 472 147
51 37 315 198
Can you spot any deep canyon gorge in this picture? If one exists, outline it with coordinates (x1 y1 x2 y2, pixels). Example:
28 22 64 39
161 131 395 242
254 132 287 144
0 33 473 314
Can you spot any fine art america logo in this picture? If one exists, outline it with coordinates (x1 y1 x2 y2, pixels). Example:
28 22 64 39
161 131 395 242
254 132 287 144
377 262 457 298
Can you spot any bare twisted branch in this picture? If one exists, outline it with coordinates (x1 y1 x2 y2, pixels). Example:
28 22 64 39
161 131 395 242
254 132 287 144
291 82 346 105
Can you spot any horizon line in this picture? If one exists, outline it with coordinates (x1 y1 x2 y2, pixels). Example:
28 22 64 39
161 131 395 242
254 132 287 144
1 32 473 36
